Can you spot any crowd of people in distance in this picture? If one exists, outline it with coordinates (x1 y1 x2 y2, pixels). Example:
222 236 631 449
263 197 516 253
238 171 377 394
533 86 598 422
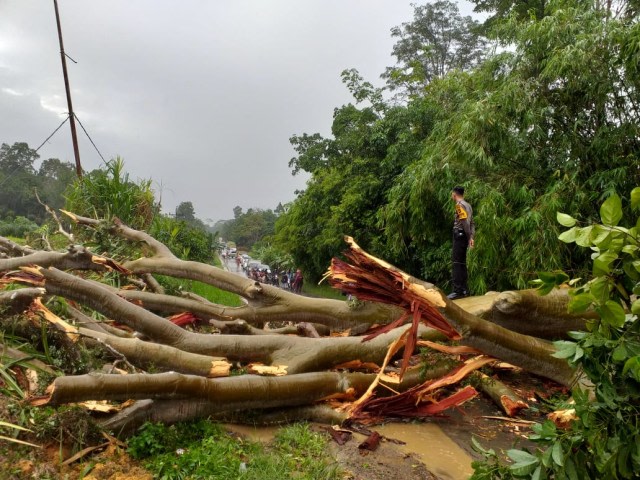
246 267 304 293
220 248 304 293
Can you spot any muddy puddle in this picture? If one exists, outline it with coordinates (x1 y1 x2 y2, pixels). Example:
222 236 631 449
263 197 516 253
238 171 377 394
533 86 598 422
376 423 473 480
225 422 473 480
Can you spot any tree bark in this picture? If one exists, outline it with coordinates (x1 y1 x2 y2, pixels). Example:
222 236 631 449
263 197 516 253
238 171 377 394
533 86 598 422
327 237 577 387
29 267 436 374
32 371 377 406
481 289 590 338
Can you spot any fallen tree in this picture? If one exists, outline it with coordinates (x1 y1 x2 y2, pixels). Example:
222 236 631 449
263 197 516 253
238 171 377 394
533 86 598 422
0 214 588 433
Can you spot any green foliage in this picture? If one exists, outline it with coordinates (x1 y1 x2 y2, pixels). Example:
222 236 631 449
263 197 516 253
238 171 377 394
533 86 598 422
277 0 639 291
150 215 214 263
127 421 340 480
276 84 429 281
250 241 295 270
470 437 514 479
0 216 39 238
64 158 216 263
0 142 75 223
220 207 278 249
65 157 158 230
382 0 487 96
174 201 196 222
473 187 640 479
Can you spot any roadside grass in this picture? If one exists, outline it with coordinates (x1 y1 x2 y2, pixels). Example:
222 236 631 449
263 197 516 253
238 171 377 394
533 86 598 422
6 236 26 245
302 281 346 301
156 275 243 307
127 420 340 480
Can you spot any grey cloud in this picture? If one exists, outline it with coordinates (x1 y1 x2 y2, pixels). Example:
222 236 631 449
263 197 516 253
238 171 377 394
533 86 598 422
0 0 477 222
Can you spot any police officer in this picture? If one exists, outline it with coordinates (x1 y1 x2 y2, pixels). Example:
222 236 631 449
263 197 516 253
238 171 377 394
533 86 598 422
448 186 475 299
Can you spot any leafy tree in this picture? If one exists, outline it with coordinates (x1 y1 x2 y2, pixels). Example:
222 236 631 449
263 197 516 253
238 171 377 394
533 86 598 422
276 76 435 280
175 201 196 222
472 187 640 479
381 0 487 97
381 0 640 292
0 216 39 238
0 142 40 221
222 208 278 249
232 206 243 219
250 241 295 271
471 0 547 32
0 142 75 223
150 215 214 263
37 158 75 211
0 142 37 174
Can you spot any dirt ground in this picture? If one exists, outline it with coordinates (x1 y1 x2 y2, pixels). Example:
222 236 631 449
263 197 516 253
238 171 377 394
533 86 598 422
327 435 437 480
0 369 564 480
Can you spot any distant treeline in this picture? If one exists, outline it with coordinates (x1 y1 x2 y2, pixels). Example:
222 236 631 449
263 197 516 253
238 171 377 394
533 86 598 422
0 142 76 223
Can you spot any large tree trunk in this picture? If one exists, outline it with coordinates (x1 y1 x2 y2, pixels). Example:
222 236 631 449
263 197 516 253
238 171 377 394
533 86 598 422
0 216 582 430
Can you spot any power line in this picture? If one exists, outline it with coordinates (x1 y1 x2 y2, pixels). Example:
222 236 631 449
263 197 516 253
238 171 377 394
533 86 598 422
35 115 69 153
74 113 105 162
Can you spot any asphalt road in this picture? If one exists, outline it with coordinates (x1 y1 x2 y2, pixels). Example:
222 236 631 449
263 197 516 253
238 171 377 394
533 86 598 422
220 254 247 277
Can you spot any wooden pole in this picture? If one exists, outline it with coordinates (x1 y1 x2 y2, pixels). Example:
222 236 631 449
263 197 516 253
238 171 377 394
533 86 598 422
53 0 82 178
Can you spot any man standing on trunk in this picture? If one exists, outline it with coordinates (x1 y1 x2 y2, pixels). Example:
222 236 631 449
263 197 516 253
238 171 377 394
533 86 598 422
448 186 475 300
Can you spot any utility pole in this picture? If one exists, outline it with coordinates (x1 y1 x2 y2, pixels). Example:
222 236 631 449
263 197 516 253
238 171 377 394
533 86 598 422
53 0 82 178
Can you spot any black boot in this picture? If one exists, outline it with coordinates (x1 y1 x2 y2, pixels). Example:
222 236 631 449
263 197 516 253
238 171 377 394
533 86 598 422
447 291 468 300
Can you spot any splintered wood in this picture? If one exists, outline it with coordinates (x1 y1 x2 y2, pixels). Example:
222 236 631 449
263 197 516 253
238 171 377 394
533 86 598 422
326 236 460 378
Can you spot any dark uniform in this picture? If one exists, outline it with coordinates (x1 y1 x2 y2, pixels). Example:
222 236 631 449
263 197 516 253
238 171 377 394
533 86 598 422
452 199 475 296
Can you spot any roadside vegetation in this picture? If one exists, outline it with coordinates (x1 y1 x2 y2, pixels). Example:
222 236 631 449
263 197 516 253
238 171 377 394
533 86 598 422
0 0 638 479
127 421 340 480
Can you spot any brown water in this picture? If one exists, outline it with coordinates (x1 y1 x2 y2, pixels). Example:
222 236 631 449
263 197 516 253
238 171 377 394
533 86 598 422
376 423 473 480
224 422 473 480
224 423 280 443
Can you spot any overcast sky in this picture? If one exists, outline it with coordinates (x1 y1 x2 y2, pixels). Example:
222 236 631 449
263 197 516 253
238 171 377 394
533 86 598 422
0 0 477 223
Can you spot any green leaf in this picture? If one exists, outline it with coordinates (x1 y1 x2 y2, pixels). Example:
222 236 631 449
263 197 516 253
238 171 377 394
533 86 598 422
598 300 626 328
631 187 640 210
622 356 640 382
632 299 640 316
573 345 584 362
552 441 564 467
593 251 618 276
507 449 539 476
568 293 594 314
575 226 594 247
590 277 611 303
558 227 577 243
541 446 553 467
557 212 577 227
538 272 556 283
531 465 543 480
601 194 623 226
564 457 579 480
552 341 577 359
591 225 611 247
612 345 628 362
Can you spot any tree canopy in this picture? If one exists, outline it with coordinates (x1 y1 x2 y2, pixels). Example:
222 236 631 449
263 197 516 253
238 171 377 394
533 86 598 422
275 0 640 294
0 142 76 223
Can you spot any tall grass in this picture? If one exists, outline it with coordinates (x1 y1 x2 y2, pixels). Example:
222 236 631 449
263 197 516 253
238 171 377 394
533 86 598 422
64 157 158 230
